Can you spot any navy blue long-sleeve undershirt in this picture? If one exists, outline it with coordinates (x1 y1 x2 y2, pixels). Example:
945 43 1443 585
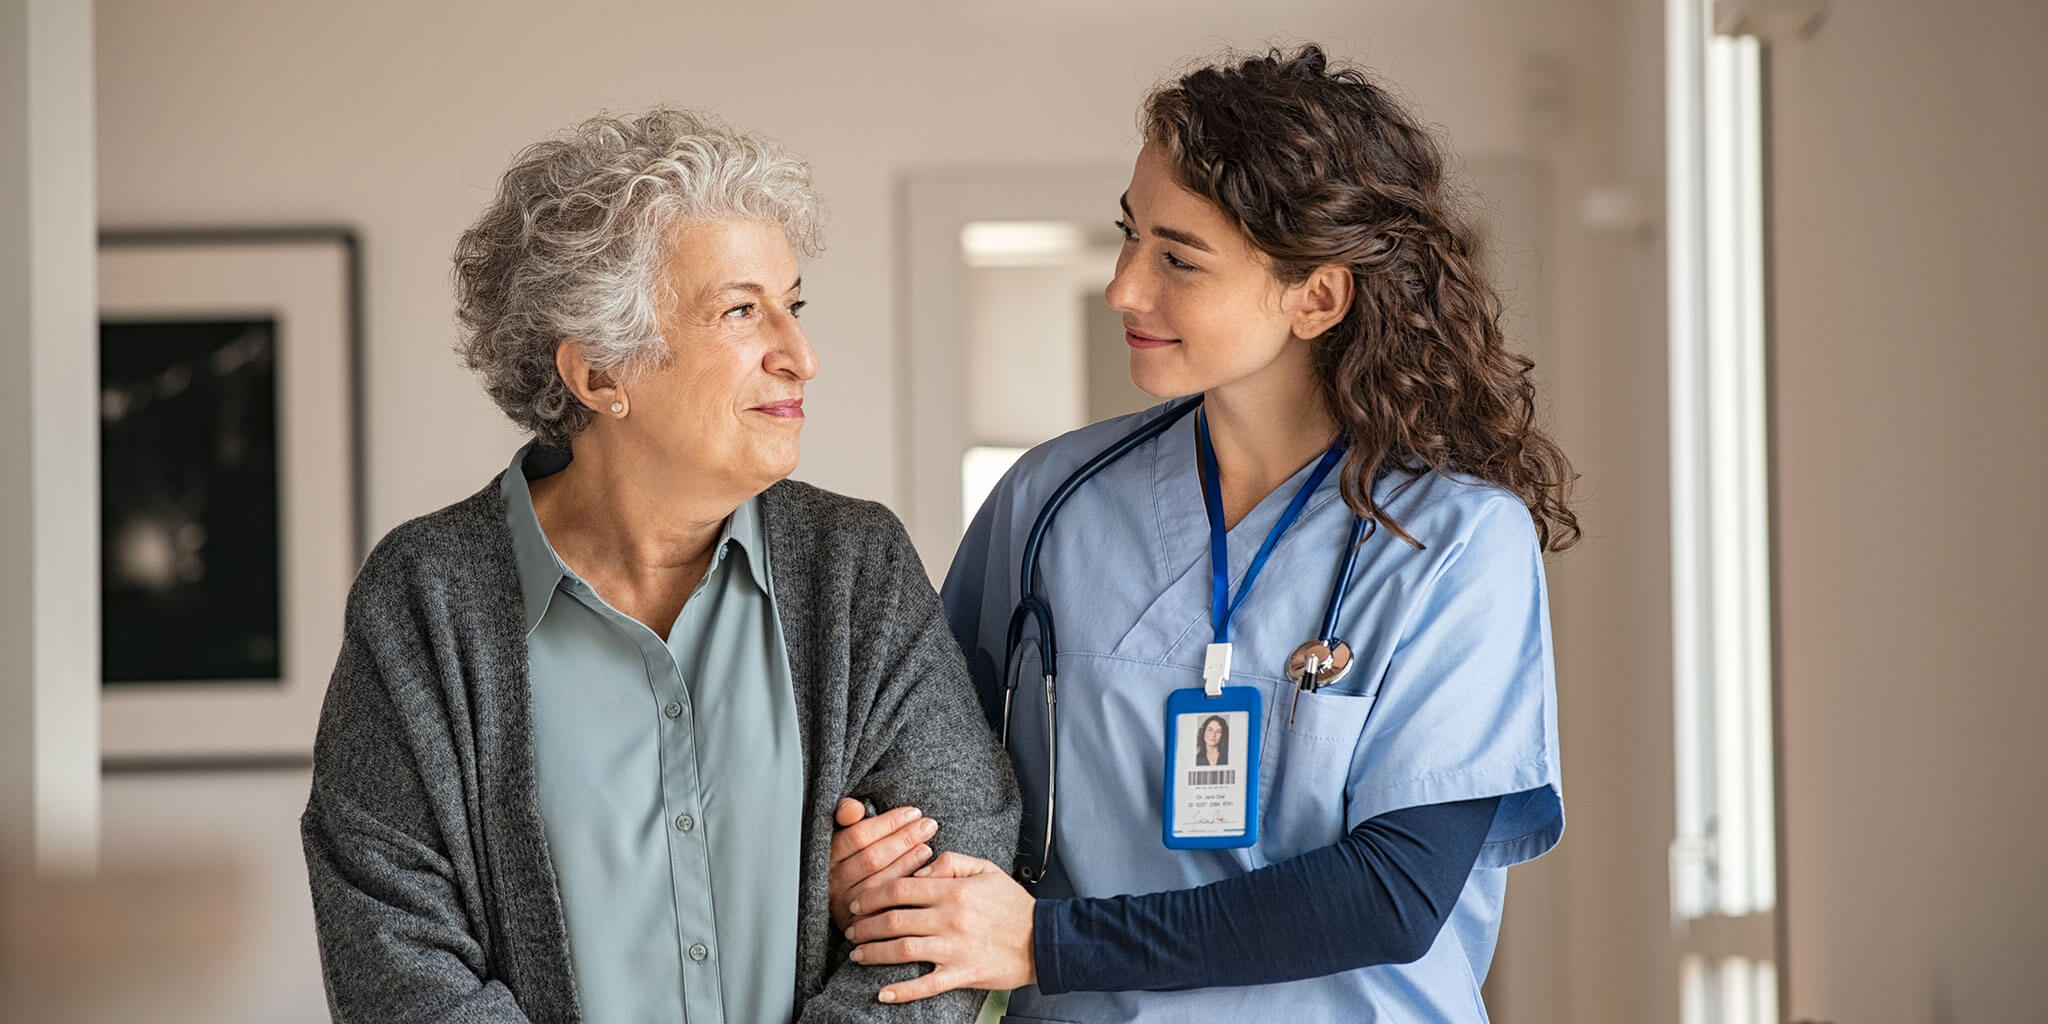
1031 794 1501 993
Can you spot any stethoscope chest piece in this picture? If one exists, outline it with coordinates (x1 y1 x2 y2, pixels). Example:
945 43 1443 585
1286 639 1354 731
1286 639 1354 691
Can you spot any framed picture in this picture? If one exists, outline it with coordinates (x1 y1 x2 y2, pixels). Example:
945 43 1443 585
97 228 362 769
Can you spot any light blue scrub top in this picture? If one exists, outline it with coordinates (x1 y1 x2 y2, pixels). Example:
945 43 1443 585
504 445 802 1024
943 404 1564 1024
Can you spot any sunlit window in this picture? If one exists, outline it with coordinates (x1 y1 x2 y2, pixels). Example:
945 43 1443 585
1681 955 1778 1024
953 218 1125 539
961 445 1028 535
1667 0 1778 1019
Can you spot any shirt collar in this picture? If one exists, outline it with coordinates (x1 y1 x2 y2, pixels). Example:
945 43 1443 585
502 443 572 635
722 490 771 594
500 442 771 634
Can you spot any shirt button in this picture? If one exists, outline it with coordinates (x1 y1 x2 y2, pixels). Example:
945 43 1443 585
663 700 683 718
674 813 695 833
689 943 709 962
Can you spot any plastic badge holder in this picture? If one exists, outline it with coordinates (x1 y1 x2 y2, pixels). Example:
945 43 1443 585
1161 684 1262 850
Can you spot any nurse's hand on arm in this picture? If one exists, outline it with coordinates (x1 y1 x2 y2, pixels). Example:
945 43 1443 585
834 795 1500 1001
828 798 937 932
842 852 1038 1004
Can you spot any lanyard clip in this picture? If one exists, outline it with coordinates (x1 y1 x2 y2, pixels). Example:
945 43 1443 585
1202 642 1232 697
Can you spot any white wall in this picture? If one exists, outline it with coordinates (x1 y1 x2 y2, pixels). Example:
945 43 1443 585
96 769 324 1023
86 1 1655 1021
1769 1 2048 1020
1 0 100 874
97 0 1583 540
1488 2 1683 1020
966 263 1095 445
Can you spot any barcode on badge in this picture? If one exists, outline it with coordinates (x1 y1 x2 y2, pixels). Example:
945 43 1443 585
1187 769 1236 787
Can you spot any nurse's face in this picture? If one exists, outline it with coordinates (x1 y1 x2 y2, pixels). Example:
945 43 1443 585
1104 144 1307 402
623 218 817 498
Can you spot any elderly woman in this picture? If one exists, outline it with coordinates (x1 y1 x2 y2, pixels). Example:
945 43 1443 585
301 107 1018 1024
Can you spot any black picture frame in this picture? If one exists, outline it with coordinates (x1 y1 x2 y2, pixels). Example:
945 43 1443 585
97 228 362 770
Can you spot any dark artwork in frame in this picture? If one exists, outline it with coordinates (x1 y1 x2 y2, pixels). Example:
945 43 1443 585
99 317 282 685
96 227 360 767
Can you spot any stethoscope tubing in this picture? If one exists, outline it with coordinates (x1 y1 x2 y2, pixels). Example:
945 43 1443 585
1015 397 1205 600
1000 395 1372 882
1321 514 1371 642
1004 396 1204 735
1001 397 1201 883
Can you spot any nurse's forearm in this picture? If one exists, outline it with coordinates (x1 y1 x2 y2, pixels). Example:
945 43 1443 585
1031 794 1500 993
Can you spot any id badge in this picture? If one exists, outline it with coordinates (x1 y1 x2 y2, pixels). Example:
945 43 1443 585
1162 685 1261 849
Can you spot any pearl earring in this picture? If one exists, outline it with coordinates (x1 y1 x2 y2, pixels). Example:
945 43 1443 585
610 401 625 415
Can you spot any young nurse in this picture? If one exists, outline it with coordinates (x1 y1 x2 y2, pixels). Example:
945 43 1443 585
831 45 1579 1022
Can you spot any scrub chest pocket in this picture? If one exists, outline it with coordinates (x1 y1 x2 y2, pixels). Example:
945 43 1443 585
1252 673 1382 857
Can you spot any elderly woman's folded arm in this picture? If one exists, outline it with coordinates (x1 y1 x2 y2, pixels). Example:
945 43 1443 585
301 622 536 1024
793 504 1023 1023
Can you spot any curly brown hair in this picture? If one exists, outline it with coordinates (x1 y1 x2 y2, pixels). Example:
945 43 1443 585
1142 45 1581 552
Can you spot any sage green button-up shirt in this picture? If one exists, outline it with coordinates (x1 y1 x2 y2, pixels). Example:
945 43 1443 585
503 444 801 1024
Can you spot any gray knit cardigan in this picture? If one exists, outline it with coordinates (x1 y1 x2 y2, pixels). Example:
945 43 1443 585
301 474 1021 1023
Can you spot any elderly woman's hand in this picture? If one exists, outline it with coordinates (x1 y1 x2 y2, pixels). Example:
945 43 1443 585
843 851 1038 1003
828 798 938 933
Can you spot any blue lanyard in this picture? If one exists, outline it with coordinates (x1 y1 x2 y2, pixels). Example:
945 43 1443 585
1194 410 1346 652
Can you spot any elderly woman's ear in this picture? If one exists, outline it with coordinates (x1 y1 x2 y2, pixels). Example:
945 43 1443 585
554 340 627 418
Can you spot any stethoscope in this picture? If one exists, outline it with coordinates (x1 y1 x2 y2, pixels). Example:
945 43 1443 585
1000 395 1373 884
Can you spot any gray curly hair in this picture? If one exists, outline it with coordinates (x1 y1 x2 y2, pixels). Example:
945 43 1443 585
454 106 824 445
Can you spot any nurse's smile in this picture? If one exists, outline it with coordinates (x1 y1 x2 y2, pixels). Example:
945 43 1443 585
1106 145 1312 403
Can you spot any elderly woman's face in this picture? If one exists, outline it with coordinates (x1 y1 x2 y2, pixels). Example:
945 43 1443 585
628 218 815 494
